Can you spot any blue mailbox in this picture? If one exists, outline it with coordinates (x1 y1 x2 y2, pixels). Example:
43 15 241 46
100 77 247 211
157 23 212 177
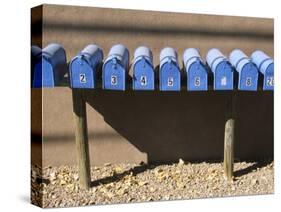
31 46 42 64
206 48 233 90
31 45 42 87
251 50 274 90
69 44 103 89
183 48 208 91
159 47 181 91
132 46 154 90
102 44 129 90
32 43 67 88
229 49 258 91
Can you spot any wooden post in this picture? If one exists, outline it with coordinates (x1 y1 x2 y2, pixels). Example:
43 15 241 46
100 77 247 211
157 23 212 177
223 92 236 181
224 118 235 181
72 89 91 189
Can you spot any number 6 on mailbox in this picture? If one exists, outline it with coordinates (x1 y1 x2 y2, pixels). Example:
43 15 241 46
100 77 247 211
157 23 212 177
183 48 208 91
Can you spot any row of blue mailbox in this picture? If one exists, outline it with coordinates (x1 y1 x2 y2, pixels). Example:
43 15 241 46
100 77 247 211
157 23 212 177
31 43 274 91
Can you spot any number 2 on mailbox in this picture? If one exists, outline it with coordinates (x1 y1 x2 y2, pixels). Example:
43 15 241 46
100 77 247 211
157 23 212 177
79 74 86 83
267 77 274 86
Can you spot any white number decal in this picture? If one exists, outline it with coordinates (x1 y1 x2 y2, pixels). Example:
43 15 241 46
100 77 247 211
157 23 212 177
221 76 227 86
245 77 252 86
266 77 274 86
167 77 174 87
194 77 200 87
79 74 86 83
140 76 147 86
111 75 117 85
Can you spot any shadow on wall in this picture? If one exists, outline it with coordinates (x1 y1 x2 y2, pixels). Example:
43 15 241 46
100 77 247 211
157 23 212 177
43 21 273 40
83 90 273 163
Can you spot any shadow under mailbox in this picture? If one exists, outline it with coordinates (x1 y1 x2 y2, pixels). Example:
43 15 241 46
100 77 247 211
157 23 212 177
83 90 273 163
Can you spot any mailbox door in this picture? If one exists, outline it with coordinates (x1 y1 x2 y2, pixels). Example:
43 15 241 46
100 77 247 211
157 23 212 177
239 63 258 91
103 60 125 90
133 59 154 90
188 62 208 91
70 58 94 88
264 63 274 90
214 61 233 90
160 62 181 91
33 59 55 88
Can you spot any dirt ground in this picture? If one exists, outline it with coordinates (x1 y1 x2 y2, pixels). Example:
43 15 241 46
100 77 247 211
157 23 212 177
31 159 274 208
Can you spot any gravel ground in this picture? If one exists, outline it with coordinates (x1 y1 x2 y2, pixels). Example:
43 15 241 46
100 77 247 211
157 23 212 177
31 159 274 208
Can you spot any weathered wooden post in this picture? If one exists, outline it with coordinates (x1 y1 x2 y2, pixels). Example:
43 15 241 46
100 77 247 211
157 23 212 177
72 89 91 189
206 48 236 181
223 92 236 181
